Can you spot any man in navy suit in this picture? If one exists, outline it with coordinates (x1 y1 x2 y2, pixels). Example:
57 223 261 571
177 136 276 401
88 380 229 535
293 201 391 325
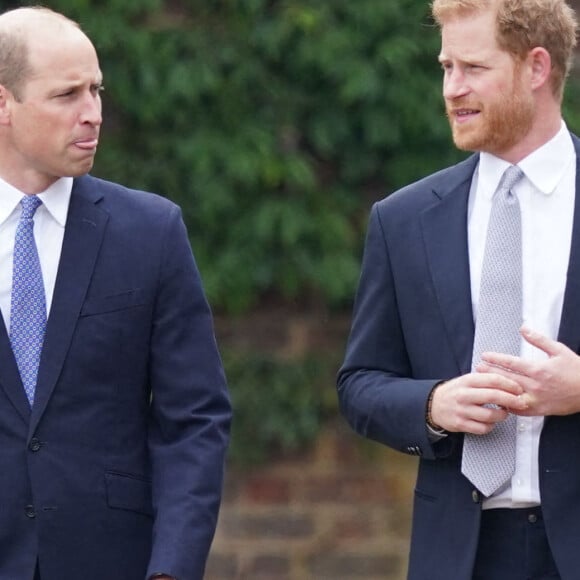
338 0 580 578
0 7 231 580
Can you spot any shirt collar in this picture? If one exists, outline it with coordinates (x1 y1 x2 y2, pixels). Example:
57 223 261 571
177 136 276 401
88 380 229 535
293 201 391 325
477 120 575 199
0 176 72 227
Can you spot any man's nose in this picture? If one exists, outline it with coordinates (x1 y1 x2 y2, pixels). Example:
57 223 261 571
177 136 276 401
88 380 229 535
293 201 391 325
443 69 469 100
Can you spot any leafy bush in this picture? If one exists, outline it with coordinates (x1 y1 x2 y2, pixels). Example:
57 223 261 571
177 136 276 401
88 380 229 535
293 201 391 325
39 0 466 313
223 351 336 464
8 0 580 313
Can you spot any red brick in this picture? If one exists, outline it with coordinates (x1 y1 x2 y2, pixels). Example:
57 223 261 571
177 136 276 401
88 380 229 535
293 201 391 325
249 555 291 577
301 475 393 504
204 553 238 579
334 513 375 540
242 475 291 504
308 553 401 577
220 513 314 540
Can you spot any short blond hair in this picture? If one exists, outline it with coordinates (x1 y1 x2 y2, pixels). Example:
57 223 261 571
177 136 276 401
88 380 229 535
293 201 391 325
431 0 578 100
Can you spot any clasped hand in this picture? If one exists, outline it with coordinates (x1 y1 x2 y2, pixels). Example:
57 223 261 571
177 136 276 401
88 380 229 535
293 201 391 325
430 326 580 434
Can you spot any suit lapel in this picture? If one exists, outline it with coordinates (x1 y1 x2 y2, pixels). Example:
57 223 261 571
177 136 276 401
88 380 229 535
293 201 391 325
557 139 580 351
421 155 479 374
419 135 580 366
0 315 31 423
30 176 108 433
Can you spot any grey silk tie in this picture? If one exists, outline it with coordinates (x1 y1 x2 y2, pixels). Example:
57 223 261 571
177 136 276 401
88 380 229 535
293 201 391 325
461 165 524 497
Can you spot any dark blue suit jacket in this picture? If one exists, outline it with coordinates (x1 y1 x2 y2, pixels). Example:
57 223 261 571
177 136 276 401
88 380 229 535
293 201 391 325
0 174 231 580
338 134 580 579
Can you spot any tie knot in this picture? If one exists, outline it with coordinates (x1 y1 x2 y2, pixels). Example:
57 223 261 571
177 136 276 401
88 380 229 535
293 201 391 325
20 195 42 221
498 165 524 195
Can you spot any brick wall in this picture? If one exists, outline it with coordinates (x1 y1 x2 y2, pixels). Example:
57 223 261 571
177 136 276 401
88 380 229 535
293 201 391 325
206 421 418 580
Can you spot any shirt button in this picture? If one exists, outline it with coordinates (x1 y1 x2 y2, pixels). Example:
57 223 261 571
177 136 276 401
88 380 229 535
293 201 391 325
518 423 526 432
24 505 36 519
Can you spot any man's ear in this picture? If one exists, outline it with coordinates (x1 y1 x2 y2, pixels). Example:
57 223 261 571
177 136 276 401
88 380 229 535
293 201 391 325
0 85 13 125
528 46 552 91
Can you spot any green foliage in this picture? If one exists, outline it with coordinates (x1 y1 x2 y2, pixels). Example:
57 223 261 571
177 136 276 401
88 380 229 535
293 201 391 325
6 0 580 314
563 76 580 132
223 351 335 465
24 0 467 313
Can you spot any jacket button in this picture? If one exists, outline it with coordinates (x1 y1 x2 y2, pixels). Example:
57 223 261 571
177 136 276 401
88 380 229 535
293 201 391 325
29 438 41 452
471 490 480 503
24 505 36 518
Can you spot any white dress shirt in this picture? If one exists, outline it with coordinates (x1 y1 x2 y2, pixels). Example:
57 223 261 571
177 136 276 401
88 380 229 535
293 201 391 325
0 177 72 332
467 121 576 508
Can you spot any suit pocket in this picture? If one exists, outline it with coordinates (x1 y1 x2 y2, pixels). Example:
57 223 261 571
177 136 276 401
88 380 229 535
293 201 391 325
105 471 153 516
81 289 147 317
414 487 438 503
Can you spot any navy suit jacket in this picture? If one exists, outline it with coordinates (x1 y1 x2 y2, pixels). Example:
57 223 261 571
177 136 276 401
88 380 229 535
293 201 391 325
338 134 580 579
0 174 231 580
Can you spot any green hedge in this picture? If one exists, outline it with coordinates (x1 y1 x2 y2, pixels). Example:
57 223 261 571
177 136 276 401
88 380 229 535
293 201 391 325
36 0 464 313
9 0 580 313
223 350 337 464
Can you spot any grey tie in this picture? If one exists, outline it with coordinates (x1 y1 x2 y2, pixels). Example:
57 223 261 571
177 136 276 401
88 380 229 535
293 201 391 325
461 165 524 497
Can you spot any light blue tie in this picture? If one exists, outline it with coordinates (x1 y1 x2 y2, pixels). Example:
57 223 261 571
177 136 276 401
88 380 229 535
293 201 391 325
10 195 46 406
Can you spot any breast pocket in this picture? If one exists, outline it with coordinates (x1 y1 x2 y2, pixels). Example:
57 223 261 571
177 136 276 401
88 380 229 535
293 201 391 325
80 289 147 317
71 289 152 379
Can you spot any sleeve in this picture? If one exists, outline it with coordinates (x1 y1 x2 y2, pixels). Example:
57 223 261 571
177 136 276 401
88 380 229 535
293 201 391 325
337 203 453 460
146 205 231 580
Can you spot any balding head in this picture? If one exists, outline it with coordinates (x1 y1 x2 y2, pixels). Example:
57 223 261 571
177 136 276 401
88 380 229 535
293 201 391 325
0 7 102 193
0 7 83 100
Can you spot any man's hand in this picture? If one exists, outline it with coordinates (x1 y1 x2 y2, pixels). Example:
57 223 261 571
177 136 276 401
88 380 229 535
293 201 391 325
430 371 527 434
478 326 580 417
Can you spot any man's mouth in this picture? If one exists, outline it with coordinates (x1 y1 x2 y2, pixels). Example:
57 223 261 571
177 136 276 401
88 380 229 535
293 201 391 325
73 138 99 150
448 107 481 123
